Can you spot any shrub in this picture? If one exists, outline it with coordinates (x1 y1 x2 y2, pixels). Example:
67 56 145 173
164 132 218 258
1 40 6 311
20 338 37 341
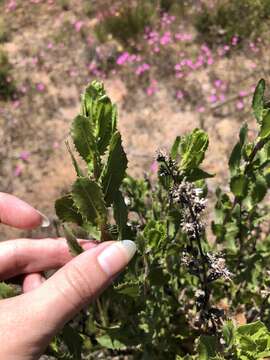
94 1 156 47
59 0 70 11
3 80 270 359
0 49 15 100
0 17 9 43
195 0 270 45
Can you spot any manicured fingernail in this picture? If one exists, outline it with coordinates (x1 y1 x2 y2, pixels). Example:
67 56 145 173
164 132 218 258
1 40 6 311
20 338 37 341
37 211 50 227
97 240 136 276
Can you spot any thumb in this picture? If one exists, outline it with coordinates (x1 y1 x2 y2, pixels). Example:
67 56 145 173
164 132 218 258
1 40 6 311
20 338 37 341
27 240 136 342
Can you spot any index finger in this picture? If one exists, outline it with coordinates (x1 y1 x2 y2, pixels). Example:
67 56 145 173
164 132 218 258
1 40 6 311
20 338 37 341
0 192 48 229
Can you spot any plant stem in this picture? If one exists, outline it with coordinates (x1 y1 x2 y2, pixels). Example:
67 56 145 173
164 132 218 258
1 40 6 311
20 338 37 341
186 200 210 315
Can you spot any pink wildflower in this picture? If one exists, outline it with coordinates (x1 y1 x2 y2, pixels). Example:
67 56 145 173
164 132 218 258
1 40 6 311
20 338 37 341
12 100 20 108
19 151 30 162
197 106 206 113
150 161 158 173
74 21 84 32
116 52 130 65
249 62 257 69
209 95 217 103
176 90 184 100
239 90 248 97
6 0 16 12
36 83 45 92
53 141 59 149
219 94 226 102
160 31 171 45
214 79 222 88
231 36 239 46
14 164 23 177
236 101 244 110
146 80 158 96
135 63 150 76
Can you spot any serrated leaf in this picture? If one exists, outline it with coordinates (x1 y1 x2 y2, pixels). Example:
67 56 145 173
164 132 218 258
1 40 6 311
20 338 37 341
114 281 140 298
237 321 269 338
224 221 238 252
113 191 128 240
71 115 99 167
170 136 181 159
252 79 265 123
55 195 83 225
185 167 214 181
222 321 236 347
239 123 248 146
229 142 242 175
82 80 106 118
180 129 209 170
65 140 84 177
72 177 107 226
259 110 270 139
230 174 248 197
63 224 84 256
250 174 267 204
96 334 126 350
96 100 115 155
101 132 128 205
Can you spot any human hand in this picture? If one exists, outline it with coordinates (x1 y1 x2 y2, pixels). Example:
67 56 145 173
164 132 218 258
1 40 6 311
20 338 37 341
0 193 136 360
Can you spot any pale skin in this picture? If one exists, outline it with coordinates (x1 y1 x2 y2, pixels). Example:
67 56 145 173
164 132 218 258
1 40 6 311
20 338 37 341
0 192 136 360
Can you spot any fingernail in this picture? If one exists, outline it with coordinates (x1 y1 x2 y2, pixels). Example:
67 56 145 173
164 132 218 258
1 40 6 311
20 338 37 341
97 240 136 276
37 211 50 228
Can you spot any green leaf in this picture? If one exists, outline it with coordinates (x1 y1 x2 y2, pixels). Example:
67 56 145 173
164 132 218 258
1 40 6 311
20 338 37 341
250 174 267 204
222 321 236 347
197 335 219 359
170 136 181 159
72 178 107 226
97 101 116 155
180 129 209 170
62 324 83 360
82 82 117 155
0 282 19 299
185 167 214 182
235 321 270 358
224 221 238 252
229 142 242 175
237 321 269 338
63 224 84 256
65 140 84 177
259 110 270 139
55 195 83 225
252 79 265 123
143 220 166 250
101 132 128 205
82 80 106 118
230 174 248 197
71 115 98 167
96 334 126 350
114 281 140 298
239 123 248 146
113 191 128 240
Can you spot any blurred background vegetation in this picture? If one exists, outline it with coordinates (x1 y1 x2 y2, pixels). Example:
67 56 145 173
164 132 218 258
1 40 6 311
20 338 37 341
1 0 270 239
